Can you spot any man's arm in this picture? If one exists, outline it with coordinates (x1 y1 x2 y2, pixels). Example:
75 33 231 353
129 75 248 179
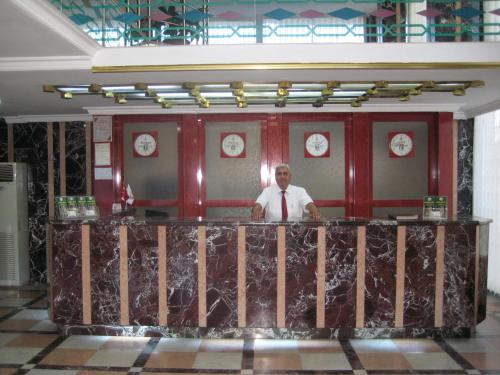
251 203 263 220
306 202 321 220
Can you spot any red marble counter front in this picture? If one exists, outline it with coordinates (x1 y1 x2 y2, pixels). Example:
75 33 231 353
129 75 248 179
48 217 490 338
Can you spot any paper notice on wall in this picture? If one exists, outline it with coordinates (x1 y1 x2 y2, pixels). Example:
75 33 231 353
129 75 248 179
93 116 112 142
94 143 111 166
94 167 112 180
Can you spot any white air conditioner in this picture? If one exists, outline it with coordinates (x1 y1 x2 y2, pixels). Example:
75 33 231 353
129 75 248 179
0 162 29 286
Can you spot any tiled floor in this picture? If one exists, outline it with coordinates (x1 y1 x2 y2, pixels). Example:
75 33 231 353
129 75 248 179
2 287 500 374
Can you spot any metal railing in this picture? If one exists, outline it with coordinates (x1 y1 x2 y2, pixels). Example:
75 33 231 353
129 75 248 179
49 0 500 46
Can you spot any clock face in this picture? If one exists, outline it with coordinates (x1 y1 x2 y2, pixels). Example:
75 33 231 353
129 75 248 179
221 133 246 158
133 132 158 157
305 132 330 158
389 132 414 157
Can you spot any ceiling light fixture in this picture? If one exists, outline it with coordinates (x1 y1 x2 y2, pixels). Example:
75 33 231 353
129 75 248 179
43 80 484 109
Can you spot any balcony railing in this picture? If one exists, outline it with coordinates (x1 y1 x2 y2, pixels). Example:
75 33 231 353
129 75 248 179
49 0 500 47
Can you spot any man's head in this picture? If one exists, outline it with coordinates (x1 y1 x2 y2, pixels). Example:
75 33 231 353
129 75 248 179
275 164 291 190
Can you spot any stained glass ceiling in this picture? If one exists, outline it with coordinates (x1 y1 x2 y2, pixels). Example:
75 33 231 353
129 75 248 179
43 80 484 109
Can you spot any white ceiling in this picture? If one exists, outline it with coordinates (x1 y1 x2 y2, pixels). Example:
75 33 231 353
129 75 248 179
1 0 500 121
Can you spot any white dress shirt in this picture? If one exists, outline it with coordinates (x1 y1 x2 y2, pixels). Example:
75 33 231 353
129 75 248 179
255 184 314 220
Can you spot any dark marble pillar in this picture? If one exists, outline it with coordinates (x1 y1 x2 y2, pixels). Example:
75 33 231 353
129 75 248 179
404 225 436 327
128 224 159 326
13 123 49 283
51 223 83 324
365 224 397 327
206 225 238 327
285 224 317 328
457 119 474 216
246 225 277 328
0 118 7 162
166 225 199 326
65 122 87 195
443 224 475 327
90 223 121 325
478 223 489 323
324 225 357 328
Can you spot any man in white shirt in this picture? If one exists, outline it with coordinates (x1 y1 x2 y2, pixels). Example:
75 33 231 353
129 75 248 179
251 164 321 220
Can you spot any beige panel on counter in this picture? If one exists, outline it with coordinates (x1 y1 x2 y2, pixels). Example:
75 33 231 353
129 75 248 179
237 226 246 328
158 226 167 326
395 225 406 328
119 225 129 325
277 226 286 328
316 226 326 328
82 224 91 324
198 226 207 327
356 226 366 328
435 226 445 327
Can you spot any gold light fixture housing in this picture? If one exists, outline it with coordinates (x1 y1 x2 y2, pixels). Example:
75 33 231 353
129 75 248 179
43 80 485 109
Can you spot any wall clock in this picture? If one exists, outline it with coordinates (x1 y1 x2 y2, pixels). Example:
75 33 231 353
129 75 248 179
388 131 415 158
221 132 246 158
133 131 159 157
304 132 330 158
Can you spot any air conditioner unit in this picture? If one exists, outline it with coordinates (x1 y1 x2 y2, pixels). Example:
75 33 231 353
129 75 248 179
0 163 29 286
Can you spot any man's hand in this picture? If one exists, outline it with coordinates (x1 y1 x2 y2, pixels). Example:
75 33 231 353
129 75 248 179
306 203 321 220
251 203 263 220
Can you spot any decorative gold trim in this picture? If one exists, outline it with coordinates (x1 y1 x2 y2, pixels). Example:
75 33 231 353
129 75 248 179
435 226 445 328
356 226 366 328
237 226 246 328
92 62 500 73
198 226 207 327
82 224 91 325
395 225 406 328
316 226 326 329
158 226 167 326
277 226 286 328
119 225 129 325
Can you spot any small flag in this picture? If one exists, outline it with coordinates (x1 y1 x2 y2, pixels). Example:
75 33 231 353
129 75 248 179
121 184 128 203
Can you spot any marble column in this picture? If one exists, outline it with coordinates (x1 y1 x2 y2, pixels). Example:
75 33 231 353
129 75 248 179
13 122 49 283
457 119 474 216
0 118 7 162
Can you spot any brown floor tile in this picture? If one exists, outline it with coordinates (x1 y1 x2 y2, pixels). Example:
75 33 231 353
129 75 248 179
0 308 14 318
17 291 44 299
40 348 97 366
461 352 500 370
6 333 58 348
0 319 39 331
145 352 197 368
297 340 344 353
77 371 128 375
100 336 149 349
198 339 244 352
29 299 48 308
0 369 18 375
487 302 500 312
392 339 443 353
358 353 413 370
253 353 302 370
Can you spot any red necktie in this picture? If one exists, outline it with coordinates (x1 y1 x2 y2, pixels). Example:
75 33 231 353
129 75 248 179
281 191 288 220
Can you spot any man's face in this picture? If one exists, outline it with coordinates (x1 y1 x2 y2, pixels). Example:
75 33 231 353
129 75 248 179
275 167 291 190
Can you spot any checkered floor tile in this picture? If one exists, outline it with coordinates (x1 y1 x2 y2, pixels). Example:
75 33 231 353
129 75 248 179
2 286 500 374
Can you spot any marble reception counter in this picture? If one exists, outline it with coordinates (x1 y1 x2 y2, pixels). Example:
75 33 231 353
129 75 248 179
49 217 490 338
